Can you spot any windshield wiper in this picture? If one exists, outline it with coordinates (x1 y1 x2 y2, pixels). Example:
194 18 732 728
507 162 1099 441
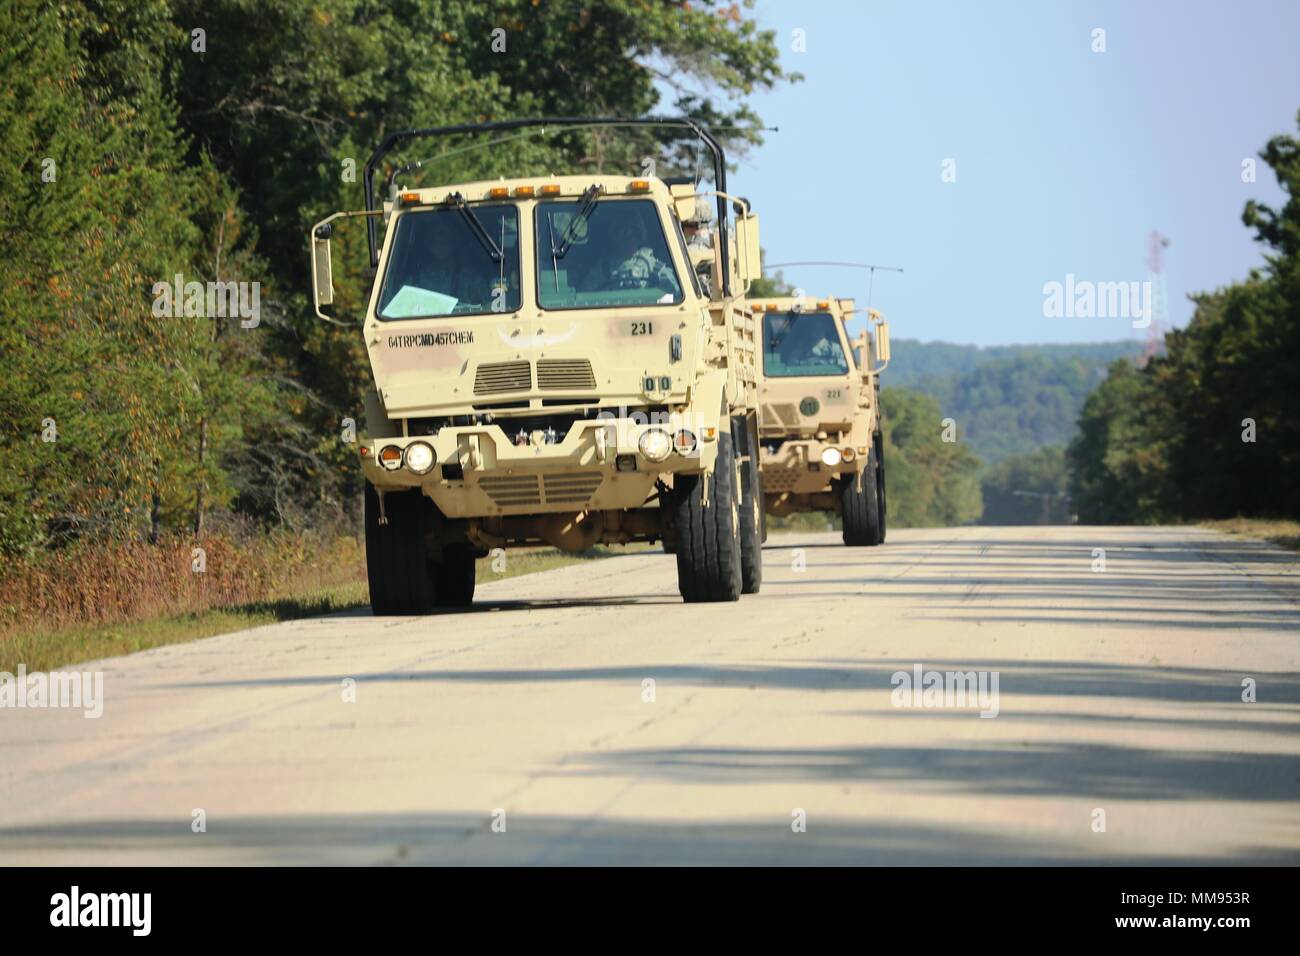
447 192 503 261
551 184 602 259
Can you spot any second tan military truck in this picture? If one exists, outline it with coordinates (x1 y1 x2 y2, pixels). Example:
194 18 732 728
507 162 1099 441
748 295 890 545
310 117 765 611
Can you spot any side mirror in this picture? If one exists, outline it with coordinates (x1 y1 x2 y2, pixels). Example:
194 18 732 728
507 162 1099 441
733 212 761 290
871 310 891 370
311 221 334 314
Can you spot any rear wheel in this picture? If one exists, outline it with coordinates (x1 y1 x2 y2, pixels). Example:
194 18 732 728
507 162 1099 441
365 484 437 614
672 431 743 602
841 456 882 547
735 416 763 594
874 433 887 543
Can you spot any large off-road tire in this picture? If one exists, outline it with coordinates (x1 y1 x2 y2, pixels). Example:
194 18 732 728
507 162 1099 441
672 431 743 603
874 433 887 544
435 542 477 607
841 456 883 547
365 483 438 614
734 416 763 594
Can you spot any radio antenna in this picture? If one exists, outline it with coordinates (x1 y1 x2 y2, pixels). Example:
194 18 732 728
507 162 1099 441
765 261 903 311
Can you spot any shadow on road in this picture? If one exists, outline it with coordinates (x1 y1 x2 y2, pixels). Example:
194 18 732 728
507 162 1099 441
171 658 1300 704
3 812 1294 865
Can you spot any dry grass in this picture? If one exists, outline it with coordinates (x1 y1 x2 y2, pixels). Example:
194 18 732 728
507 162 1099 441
1199 518 1300 552
0 532 367 640
0 537 647 673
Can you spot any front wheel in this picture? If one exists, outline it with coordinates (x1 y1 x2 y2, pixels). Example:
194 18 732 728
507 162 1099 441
672 431 743 602
365 484 438 614
840 457 882 547
435 542 477 607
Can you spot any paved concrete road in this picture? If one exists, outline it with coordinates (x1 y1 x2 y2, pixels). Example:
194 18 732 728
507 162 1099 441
2 526 1298 865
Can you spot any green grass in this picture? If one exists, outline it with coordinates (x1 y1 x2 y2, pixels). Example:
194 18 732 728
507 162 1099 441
1200 518 1300 552
766 510 839 532
3 544 647 674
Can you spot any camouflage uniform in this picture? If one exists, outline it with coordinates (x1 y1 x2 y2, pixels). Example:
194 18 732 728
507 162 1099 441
611 247 676 289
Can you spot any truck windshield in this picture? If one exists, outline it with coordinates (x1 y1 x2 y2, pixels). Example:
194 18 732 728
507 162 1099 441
536 198 683 309
762 312 851 377
377 205 520 319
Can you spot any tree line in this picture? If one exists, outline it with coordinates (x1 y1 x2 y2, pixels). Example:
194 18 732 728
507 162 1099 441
1068 115 1300 524
0 0 793 558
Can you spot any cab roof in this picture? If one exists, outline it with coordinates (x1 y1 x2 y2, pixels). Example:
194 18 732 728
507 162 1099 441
388 174 676 209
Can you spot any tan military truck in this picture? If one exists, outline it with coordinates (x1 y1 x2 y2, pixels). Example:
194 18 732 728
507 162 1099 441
748 295 890 546
310 117 765 612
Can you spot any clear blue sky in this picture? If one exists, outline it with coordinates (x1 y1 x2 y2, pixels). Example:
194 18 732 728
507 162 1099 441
736 0 1300 345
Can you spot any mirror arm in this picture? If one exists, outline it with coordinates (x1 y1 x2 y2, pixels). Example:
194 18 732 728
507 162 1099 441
310 209 385 326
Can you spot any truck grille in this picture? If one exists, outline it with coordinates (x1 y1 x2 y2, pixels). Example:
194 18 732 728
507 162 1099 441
542 472 603 504
478 474 542 506
474 361 532 395
761 468 800 492
476 472 604 509
536 359 596 391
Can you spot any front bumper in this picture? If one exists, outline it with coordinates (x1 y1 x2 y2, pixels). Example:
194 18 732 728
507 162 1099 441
759 438 868 496
360 417 716 518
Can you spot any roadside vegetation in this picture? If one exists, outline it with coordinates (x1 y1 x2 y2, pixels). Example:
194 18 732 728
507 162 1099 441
1198 519 1300 553
1068 115 1300 525
1 543 645 673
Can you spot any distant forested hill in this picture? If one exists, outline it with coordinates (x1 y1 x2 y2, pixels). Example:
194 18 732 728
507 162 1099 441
887 339 1144 465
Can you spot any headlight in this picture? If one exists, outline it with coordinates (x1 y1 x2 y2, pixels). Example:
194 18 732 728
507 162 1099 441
821 447 843 467
404 441 435 475
638 429 672 462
